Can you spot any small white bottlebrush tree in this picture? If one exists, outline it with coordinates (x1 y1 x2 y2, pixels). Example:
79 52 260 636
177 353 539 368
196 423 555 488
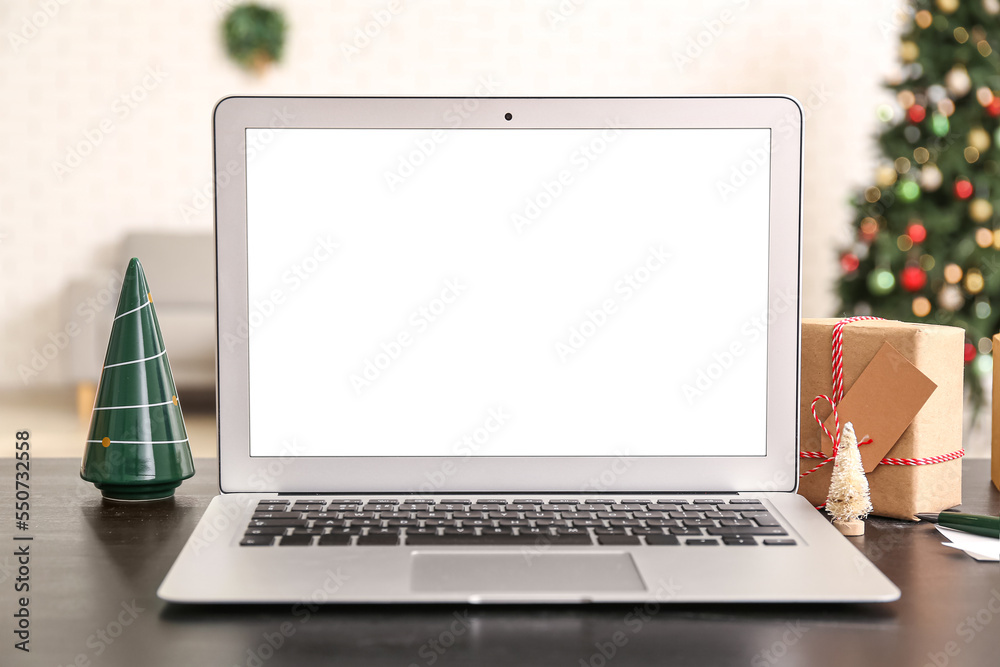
825 422 873 536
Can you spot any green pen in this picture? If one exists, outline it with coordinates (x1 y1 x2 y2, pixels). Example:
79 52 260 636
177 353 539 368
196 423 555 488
916 512 1000 539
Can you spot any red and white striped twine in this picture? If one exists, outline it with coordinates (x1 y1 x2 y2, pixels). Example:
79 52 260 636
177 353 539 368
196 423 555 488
799 316 964 479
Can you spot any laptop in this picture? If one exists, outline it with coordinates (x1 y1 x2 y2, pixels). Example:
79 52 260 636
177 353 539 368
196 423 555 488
158 96 900 603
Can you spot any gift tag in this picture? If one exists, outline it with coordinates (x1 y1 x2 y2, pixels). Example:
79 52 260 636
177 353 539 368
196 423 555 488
821 342 937 473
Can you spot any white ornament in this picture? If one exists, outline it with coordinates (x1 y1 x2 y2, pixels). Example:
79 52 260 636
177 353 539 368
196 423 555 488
920 164 943 191
938 284 965 311
946 66 972 97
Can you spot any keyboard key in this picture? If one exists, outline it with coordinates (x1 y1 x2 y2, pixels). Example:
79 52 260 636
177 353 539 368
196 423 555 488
541 504 574 511
716 504 764 512
763 539 797 546
685 539 719 546
704 511 739 519
608 519 641 527
669 527 703 536
240 536 275 546
720 519 754 527
575 504 604 511
610 504 643 511
548 499 578 503
722 537 757 546
327 526 363 535
368 499 399 504
423 519 451 526
341 512 375 519
397 504 428 511
363 504 398 512
357 534 399 546
693 499 725 504
279 535 313 546
291 527 324 535
499 519 530 527
250 519 308 528
706 527 787 536
645 534 680 546
594 527 628 534
620 499 651 504
669 512 702 519
598 534 641 545
387 519 419 527
325 499 361 504
631 526 665 535
562 512 596 519
506 504 537 511
647 504 680 511
585 499 614 505
572 519 603 527
349 519 381 527
513 499 544 504
304 512 339 519
318 534 352 546
244 526 287 535
633 511 665 519
597 511 630 519
379 511 414 519
434 504 467 511
481 526 514 535
256 499 289 506
743 512 781 527
312 519 346 527
679 504 704 511
453 511 486 519
682 519 716 527
647 519 680 527
729 498 765 504
252 512 297 519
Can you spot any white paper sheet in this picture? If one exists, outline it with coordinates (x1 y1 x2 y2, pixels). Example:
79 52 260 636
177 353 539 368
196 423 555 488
936 525 1000 561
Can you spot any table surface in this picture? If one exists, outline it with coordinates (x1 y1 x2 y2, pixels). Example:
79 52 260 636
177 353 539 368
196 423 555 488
2 458 998 667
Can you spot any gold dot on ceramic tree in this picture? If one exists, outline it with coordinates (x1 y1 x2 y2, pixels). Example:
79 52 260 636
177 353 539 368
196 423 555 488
912 296 932 317
979 40 993 56
978 87 995 106
965 269 984 293
898 90 916 109
954 26 970 43
901 41 920 62
916 9 933 28
102 437 111 448
920 254 936 270
895 157 911 173
976 228 995 247
914 147 930 163
937 98 956 116
864 186 881 203
970 198 994 222
876 166 897 187
965 146 981 163
944 263 963 283
969 127 991 151
897 234 914 251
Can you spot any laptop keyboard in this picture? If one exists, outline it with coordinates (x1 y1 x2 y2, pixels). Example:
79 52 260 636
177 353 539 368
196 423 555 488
240 497 795 547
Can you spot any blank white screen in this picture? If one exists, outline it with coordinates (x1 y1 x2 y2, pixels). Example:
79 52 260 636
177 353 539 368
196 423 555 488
245 128 770 457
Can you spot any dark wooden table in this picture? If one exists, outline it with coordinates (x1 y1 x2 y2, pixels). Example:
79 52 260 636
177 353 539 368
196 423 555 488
2 458 998 666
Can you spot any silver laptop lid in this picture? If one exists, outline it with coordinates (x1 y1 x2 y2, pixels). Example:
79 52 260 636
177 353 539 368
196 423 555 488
214 97 802 494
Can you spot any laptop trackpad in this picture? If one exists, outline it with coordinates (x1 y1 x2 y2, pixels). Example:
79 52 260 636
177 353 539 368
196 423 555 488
410 552 646 593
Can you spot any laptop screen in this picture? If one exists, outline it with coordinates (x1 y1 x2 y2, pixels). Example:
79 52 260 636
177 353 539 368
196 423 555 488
243 127 771 458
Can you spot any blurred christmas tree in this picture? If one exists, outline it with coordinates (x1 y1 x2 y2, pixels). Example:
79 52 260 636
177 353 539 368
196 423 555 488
838 0 1000 401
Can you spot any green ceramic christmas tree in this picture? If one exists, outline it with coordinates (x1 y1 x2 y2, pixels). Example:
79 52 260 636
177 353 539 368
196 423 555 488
81 258 195 500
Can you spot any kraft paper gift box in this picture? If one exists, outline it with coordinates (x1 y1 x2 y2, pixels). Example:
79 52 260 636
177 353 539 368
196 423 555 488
799 318 963 520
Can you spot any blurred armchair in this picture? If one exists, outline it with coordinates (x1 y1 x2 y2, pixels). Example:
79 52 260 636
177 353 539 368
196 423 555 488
64 233 216 421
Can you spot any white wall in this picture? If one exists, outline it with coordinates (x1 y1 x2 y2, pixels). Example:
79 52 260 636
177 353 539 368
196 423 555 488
0 0 904 388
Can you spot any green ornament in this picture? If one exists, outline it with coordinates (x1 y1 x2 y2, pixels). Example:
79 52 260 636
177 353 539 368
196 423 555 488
80 258 195 501
931 113 949 137
897 180 921 203
867 268 895 295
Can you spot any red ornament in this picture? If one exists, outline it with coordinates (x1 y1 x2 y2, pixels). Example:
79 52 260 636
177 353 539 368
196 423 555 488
901 266 927 292
954 180 974 199
907 105 926 123
988 97 1000 117
907 222 927 244
840 253 860 273
964 343 977 363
